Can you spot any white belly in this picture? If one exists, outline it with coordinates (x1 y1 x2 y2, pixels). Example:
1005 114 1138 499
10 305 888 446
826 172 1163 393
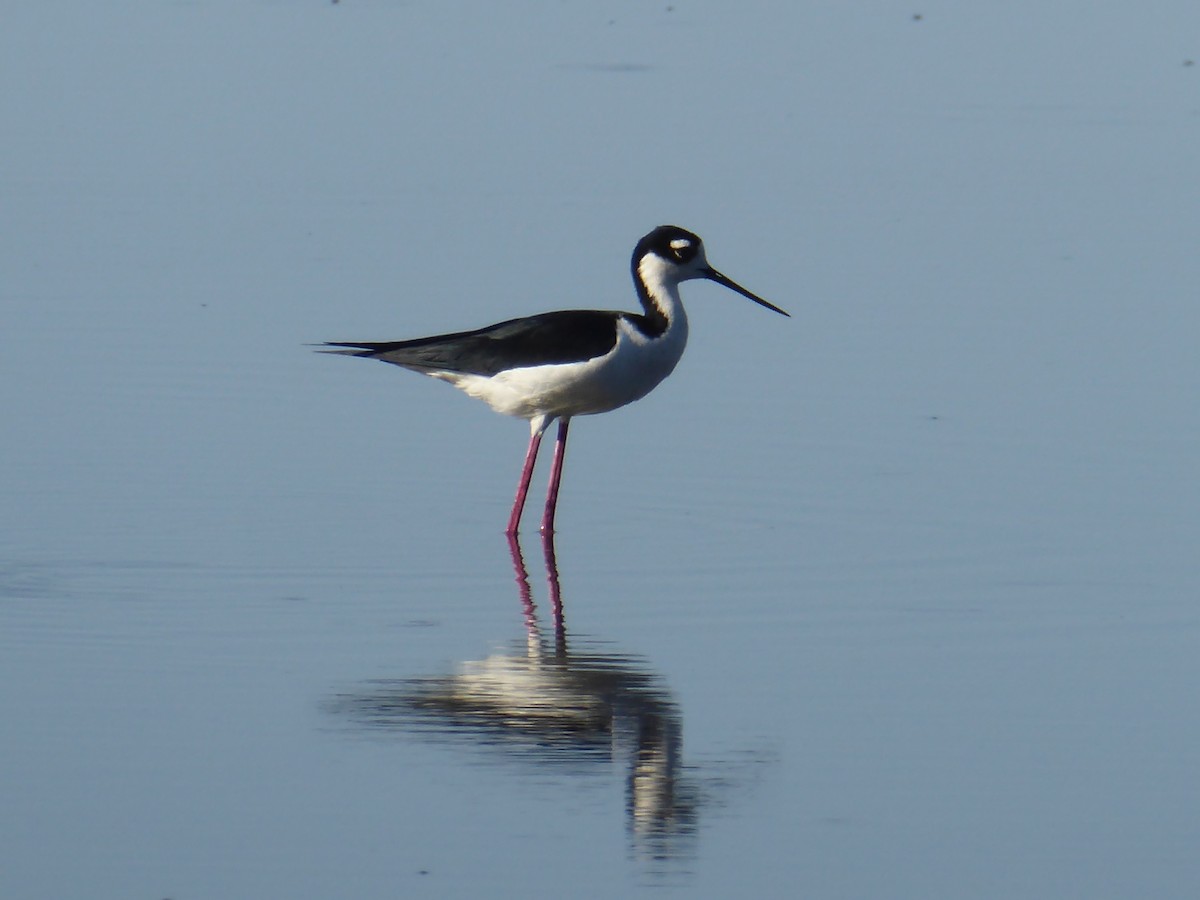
437 314 689 422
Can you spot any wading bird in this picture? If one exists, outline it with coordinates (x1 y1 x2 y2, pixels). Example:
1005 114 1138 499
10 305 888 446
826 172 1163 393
322 225 788 534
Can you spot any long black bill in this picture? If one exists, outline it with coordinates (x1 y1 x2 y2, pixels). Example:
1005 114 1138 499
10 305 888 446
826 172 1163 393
704 267 790 317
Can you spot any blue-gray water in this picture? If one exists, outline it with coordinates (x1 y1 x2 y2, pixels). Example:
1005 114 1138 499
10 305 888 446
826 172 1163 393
3 2 1199 897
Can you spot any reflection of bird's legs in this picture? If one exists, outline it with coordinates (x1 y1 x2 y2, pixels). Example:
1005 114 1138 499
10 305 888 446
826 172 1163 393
506 531 539 642
540 528 566 652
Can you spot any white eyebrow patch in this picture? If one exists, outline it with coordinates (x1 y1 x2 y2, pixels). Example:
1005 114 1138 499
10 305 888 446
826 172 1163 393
669 238 692 250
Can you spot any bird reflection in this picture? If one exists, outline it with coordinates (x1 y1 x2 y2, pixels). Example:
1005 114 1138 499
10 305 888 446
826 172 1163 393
333 532 698 865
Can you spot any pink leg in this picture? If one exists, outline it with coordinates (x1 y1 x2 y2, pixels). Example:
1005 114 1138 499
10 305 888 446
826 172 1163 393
507 429 543 535
540 419 571 534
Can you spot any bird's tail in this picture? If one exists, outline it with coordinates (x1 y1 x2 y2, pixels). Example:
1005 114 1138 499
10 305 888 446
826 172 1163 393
315 341 392 358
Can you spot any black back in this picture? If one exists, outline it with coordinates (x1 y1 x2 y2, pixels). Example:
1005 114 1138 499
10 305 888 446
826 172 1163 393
325 309 622 377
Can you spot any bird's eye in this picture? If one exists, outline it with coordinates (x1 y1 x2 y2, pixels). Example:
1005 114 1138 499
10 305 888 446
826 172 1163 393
668 238 693 261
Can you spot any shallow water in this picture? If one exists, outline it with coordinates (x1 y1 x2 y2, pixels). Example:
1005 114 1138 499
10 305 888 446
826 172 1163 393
4 2 1200 898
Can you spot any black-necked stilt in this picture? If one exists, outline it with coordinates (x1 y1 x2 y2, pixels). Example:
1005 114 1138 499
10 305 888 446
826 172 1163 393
322 225 788 534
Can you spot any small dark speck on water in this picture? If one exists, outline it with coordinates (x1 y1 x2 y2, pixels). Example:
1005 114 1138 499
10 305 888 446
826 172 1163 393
1184 59 1195 67
912 13 923 21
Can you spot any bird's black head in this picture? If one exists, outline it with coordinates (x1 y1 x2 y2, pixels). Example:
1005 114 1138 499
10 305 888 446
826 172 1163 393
634 225 705 268
631 225 790 316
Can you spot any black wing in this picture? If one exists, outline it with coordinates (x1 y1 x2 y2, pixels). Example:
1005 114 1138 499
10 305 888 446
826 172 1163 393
322 310 622 377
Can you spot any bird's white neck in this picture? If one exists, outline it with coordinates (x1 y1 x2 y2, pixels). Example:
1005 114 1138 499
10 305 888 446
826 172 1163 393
634 254 686 332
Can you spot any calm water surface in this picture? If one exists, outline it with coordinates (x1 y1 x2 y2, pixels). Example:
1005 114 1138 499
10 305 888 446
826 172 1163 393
4 2 1200 898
